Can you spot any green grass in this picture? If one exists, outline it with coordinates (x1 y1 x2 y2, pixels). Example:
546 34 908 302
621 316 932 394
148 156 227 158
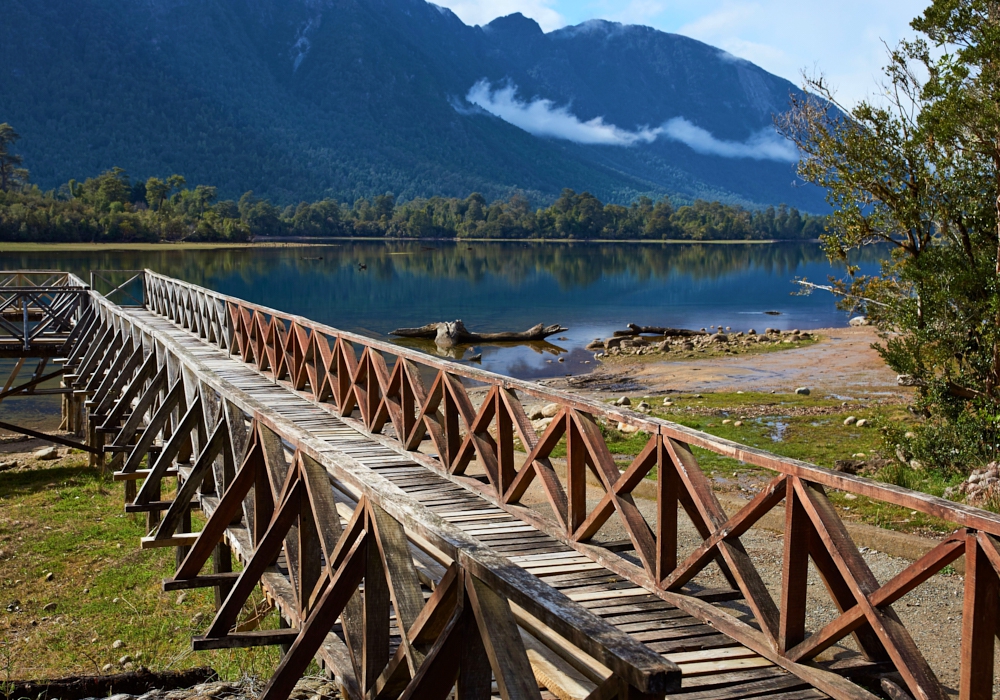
596 391 964 534
0 455 299 681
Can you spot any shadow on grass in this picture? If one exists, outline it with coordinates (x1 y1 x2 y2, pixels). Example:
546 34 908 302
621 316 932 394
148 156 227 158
0 464 103 499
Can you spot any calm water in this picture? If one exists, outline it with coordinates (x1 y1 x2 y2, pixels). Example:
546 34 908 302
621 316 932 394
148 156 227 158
4 241 882 379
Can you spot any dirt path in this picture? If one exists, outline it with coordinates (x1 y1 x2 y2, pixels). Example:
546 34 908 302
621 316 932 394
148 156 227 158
551 326 908 400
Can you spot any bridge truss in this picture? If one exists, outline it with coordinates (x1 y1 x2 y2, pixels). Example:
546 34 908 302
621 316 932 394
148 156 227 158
11 267 1000 700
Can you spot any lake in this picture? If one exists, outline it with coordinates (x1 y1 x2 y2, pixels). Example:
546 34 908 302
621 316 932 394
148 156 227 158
4 241 883 380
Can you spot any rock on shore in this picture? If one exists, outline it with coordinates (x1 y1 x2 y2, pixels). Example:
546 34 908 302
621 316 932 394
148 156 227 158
591 328 812 358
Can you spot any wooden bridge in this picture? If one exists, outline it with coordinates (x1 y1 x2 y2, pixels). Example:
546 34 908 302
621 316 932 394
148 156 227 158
4 269 1000 700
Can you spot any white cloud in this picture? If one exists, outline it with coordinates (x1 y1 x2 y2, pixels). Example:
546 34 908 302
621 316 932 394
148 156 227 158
661 118 798 161
670 0 927 106
463 80 799 161
466 80 660 146
432 0 929 107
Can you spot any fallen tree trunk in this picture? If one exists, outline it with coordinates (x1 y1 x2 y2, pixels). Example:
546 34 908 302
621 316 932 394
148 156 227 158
391 320 568 348
612 324 707 338
4 667 217 700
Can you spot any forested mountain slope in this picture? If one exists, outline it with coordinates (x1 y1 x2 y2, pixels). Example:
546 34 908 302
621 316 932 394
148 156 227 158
0 0 824 210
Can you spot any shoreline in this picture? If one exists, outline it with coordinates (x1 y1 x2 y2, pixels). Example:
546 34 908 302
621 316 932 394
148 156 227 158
550 325 907 400
0 237 822 252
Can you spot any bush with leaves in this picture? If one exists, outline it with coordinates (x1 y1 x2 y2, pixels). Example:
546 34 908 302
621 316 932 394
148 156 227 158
778 0 1000 472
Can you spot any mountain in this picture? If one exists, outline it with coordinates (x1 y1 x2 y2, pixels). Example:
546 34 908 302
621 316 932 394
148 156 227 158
0 0 826 210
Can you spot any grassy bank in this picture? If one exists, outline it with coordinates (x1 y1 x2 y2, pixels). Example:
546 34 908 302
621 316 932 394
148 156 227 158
0 242 319 252
599 391 963 535
0 450 294 682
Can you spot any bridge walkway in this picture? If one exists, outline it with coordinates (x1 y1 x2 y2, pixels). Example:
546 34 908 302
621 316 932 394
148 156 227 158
119 307 824 700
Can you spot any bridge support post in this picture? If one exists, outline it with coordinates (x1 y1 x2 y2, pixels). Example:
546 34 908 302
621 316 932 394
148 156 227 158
175 504 192 568
212 541 233 610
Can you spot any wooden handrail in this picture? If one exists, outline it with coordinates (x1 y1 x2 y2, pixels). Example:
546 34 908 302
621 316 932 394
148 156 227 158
141 268 1000 534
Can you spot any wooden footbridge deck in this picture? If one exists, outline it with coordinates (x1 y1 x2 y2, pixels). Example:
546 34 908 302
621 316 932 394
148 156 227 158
6 269 1000 700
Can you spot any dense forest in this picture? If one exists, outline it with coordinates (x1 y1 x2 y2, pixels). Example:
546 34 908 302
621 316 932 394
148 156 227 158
0 163 826 243
0 0 824 210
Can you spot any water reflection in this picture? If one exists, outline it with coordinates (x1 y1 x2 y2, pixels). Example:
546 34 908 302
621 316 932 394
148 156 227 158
3 241 884 379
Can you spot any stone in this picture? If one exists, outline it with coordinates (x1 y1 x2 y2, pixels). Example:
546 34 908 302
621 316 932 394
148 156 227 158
616 422 640 434
747 329 756 335
680 341 695 351
531 418 553 433
102 663 113 673
662 399 674 406
540 403 560 418
834 459 865 475
585 340 605 350
528 408 545 420
614 396 631 406
710 333 728 343
849 316 870 326
176 592 187 604
42 602 57 612
904 431 917 439
855 419 869 428
636 401 651 411
0 460 17 472
722 419 731 425
795 387 811 396
765 328 778 335
843 416 857 426
33 447 59 460
733 421 743 427
44 572 54 581
605 337 623 349
112 639 125 649
119 655 133 666
853 453 867 459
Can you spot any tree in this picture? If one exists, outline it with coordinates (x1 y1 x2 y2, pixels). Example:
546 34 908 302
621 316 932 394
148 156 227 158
777 0 1000 470
145 177 169 212
0 123 29 191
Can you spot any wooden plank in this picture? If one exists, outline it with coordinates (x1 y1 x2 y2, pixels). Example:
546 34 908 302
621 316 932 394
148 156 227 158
465 572 544 700
960 532 998 700
192 629 300 650
140 533 200 549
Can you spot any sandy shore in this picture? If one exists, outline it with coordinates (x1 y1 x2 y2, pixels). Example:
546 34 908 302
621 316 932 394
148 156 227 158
550 326 910 401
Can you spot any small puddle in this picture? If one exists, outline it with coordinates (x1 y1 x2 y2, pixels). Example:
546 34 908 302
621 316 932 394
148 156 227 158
761 418 789 442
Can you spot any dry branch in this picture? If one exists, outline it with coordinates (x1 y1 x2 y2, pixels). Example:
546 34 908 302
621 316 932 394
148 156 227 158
612 324 707 338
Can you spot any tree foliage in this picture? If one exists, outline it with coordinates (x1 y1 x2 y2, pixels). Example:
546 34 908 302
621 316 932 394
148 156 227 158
778 0 1000 470
0 158 825 244
0 123 30 192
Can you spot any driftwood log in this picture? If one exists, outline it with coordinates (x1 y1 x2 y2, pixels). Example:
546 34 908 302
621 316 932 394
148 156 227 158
391 320 568 348
612 324 707 338
4 668 217 700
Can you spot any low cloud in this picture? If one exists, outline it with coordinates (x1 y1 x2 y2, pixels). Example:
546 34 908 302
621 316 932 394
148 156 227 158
463 80 798 161
660 117 798 161
466 80 660 146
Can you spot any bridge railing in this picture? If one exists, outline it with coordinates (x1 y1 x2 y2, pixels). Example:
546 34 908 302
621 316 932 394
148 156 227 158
142 269 1000 700
72 272 680 700
0 270 91 354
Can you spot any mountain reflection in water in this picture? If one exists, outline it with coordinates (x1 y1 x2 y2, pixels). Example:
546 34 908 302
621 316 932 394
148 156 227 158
6 241 885 380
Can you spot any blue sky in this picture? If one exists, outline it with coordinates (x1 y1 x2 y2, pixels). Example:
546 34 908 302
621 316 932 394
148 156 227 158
432 0 929 106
